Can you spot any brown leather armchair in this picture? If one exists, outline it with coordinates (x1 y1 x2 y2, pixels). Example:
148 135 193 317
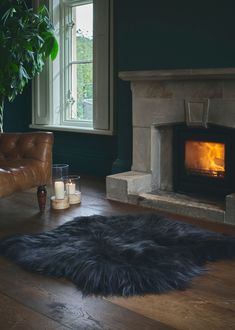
0 132 54 211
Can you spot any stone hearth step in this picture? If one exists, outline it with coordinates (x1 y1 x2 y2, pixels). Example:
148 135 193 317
134 191 225 224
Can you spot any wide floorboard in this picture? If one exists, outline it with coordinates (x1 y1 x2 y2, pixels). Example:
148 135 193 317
0 177 234 330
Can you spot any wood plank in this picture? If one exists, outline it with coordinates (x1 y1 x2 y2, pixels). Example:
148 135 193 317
0 292 69 330
110 286 235 330
0 259 172 330
109 261 235 329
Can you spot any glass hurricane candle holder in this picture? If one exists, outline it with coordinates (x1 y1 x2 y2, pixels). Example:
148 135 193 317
51 164 70 210
64 175 81 205
52 164 69 181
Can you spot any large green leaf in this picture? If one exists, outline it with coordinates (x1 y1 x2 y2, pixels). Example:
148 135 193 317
2 7 16 24
51 37 59 61
0 0 58 102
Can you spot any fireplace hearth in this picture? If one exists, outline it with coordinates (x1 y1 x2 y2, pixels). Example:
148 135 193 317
106 68 235 225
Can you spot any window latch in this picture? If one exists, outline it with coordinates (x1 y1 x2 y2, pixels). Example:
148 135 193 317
67 20 75 29
67 90 75 105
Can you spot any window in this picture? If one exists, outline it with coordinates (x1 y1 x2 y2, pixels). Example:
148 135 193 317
65 2 93 125
31 0 114 134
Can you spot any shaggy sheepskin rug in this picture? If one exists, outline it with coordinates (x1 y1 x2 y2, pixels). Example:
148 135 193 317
0 214 235 296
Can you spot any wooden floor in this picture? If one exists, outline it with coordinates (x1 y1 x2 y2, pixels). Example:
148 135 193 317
0 177 235 330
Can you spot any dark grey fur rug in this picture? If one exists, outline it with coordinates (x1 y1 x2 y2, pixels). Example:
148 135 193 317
0 214 235 296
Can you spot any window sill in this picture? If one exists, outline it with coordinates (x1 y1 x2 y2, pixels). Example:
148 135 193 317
29 124 115 136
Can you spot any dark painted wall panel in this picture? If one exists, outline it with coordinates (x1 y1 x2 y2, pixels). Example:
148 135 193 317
3 84 32 133
117 0 235 70
53 132 117 176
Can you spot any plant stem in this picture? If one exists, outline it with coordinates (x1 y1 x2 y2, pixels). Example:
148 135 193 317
22 0 29 10
0 97 4 133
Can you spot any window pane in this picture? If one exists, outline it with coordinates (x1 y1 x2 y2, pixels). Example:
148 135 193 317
67 63 93 121
68 3 93 122
72 4 93 62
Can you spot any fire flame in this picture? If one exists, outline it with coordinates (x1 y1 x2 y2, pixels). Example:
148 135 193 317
185 141 225 177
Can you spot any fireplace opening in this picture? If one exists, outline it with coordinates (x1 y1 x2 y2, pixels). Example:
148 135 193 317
185 140 225 178
173 125 235 198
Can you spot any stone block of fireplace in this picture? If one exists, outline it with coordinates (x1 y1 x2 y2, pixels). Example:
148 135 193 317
106 68 235 225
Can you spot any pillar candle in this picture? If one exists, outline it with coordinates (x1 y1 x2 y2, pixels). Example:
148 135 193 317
66 182 76 195
54 181 65 199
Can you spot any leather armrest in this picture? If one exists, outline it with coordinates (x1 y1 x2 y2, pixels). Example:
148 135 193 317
0 132 54 188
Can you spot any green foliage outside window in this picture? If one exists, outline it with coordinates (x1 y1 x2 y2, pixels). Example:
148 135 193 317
76 30 93 120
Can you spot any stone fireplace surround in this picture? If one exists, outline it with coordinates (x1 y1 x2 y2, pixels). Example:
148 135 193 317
106 68 235 225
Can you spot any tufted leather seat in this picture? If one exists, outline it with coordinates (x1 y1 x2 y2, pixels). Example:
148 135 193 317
0 132 54 210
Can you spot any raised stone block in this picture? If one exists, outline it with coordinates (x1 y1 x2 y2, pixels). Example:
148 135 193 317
106 171 152 203
225 193 235 225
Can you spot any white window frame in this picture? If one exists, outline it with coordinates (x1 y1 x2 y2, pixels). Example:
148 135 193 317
31 0 114 135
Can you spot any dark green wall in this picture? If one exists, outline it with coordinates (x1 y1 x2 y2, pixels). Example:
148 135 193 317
3 0 235 176
52 131 117 176
3 84 32 132
117 0 235 70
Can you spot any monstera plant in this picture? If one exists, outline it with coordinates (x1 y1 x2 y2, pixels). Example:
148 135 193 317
0 0 58 132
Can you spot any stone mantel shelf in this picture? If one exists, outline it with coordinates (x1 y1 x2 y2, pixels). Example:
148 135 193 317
119 67 235 81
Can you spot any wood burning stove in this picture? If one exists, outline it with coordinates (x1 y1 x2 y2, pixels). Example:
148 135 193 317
173 125 235 198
